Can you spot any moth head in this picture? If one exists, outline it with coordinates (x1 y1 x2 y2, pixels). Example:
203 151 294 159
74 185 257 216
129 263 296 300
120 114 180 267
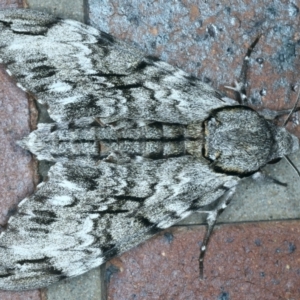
203 106 299 175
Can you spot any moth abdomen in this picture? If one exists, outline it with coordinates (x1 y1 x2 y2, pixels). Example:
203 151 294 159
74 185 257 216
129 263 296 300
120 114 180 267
23 121 205 161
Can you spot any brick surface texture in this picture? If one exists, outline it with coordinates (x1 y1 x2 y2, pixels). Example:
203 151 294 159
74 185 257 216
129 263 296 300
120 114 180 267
107 222 300 300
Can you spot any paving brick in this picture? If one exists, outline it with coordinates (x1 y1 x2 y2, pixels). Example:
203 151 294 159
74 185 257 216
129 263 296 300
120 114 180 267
88 0 300 128
107 221 300 300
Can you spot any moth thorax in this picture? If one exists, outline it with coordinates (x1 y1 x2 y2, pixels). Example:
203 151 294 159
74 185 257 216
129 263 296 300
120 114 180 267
203 106 298 175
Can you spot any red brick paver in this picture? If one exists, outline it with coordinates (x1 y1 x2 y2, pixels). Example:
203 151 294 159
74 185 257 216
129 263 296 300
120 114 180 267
107 221 300 300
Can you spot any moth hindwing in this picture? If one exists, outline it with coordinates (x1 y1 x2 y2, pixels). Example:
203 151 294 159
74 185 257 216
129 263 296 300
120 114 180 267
0 8 298 290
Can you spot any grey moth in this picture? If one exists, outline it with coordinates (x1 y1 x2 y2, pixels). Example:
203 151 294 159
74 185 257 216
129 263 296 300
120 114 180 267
0 8 298 290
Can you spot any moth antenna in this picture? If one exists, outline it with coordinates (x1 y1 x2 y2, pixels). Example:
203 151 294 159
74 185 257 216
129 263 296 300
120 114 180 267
238 34 262 85
284 155 300 178
283 86 300 126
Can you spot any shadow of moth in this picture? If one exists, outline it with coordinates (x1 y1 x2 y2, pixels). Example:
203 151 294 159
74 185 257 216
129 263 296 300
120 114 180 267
0 8 298 290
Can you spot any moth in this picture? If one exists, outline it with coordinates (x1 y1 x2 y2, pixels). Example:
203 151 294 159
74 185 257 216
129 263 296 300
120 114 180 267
0 9 298 290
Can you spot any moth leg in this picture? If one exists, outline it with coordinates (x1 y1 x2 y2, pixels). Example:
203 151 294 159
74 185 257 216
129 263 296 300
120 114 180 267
199 187 236 279
224 86 300 121
224 33 299 121
252 171 287 187
224 81 248 105
224 35 262 105
225 41 264 104
256 107 300 121
220 96 238 106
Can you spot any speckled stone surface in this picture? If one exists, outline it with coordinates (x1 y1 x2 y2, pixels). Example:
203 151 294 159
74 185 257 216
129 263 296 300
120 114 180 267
107 222 300 300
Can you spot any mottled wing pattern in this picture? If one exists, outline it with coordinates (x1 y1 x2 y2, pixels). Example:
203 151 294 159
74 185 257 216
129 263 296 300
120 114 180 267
0 157 238 290
0 9 225 125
